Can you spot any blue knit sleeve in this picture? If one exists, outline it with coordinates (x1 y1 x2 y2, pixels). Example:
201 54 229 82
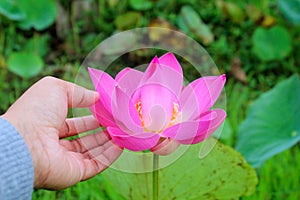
0 117 34 200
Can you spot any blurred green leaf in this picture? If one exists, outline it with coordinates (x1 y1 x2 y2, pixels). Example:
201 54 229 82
103 138 257 199
252 26 292 61
7 52 44 78
179 5 214 45
108 0 120 8
278 0 300 25
176 16 189 33
181 5 202 27
129 0 153 11
107 0 120 8
217 0 245 24
216 0 245 24
17 0 57 30
236 75 300 167
249 0 270 10
0 0 25 20
246 4 263 23
114 12 141 30
225 3 245 24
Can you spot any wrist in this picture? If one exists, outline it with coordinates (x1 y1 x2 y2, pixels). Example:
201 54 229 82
0 116 35 198
1 113 43 188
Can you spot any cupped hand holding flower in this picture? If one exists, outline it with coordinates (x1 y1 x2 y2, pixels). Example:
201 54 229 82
89 52 226 155
2 77 123 189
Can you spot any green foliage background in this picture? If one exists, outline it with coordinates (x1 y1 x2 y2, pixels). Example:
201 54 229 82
0 0 299 199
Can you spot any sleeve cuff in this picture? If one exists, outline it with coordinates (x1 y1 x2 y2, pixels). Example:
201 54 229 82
0 117 34 200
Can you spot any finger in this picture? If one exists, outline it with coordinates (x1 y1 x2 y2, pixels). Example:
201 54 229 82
60 130 111 153
61 80 99 108
59 115 100 138
81 143 123 181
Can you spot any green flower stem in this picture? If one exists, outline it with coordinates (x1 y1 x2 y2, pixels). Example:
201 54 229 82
153 154 159 200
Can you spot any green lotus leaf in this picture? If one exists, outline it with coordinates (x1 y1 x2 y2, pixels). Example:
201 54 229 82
278 0 300 25
7 52 44 78
17 0 57 30
236 75 300 167
103 138 257 200
252 26 292 61
0 0 25 20
129 0 153 11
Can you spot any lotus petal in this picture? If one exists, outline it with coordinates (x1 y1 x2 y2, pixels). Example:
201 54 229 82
115 67 144 96
140 55 183 96
89 100 116 127
107 127 160 151
112 86 143 133
88 68 116 112
162 109 226 144
180 75 226 121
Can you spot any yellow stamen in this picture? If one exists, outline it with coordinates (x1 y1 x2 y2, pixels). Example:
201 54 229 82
135 100 144 127
169 102 180 126
135 100 181 133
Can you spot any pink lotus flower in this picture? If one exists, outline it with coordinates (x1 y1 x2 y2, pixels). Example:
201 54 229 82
88 52 226 154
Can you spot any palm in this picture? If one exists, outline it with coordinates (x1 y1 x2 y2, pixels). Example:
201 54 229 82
3 77 122 189
37 126 117 190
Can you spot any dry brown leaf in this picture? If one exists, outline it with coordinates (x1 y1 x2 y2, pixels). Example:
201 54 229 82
261 15 277 27
148 19 187 50
230 57 247 84
148 19 176 41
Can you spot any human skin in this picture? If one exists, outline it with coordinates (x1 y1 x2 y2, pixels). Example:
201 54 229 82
1 76 123 190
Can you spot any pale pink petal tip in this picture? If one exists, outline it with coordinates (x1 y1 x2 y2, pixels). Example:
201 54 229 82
158 52 182 74
148 55 160 66
87 67 101 76
87 67 106 87
115 67 130 82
